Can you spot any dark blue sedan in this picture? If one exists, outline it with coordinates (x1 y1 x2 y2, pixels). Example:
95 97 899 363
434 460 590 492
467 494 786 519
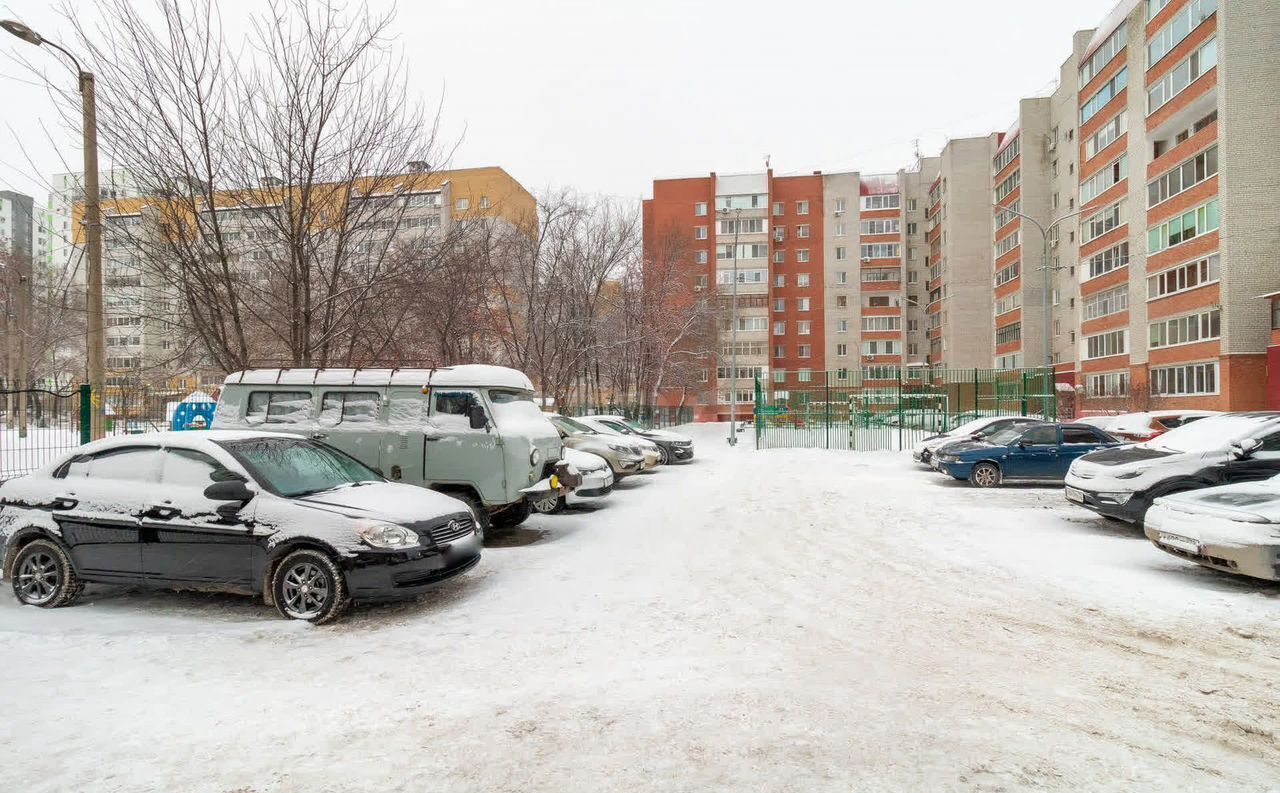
934 423 1122 487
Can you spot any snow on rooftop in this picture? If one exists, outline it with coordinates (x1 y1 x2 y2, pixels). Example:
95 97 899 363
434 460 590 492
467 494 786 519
1081 0 1143 63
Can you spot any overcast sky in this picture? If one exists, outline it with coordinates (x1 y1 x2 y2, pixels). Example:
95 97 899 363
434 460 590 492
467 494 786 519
0 0 1120 204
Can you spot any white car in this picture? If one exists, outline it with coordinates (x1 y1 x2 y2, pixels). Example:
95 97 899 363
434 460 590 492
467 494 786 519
0 431 482 623
1065 412 1280 524
574 416 663 469
911 415 1047 466
1144 474 1280 582
1104 410 1219 443
528 448 614 513
584 415 694 465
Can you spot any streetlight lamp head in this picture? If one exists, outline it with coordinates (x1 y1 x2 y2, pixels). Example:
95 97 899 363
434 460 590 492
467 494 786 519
1 20 44 46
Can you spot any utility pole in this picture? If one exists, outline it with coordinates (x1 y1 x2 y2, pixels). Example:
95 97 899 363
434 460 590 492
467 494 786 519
2 19 105 439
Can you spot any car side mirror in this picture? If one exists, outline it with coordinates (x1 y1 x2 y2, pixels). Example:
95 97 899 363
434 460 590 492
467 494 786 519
468 403 488 430
1017 439 1030 448
202 480 254 516
1232 438 1262 459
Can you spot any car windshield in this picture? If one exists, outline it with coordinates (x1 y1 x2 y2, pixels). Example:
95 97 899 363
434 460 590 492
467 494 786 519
1147 415 1280 453
552 415 595 434
487 388 547 427
948 417 995 436
618 418 648 432
217 437 381 497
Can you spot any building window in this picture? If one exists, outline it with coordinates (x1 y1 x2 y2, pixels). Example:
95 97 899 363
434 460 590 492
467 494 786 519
695 250 708 264
860 243 901 260
695 202 708 216
994 170 1020 202
1147 254 1220 299
774 298 786 311
455 198 470 211
1149 308 1221 349
861 194 901 210
993 136 1020 173
1081 67 1127 124
772 202 784 216
773 250 785 264
1148 145 1218 208
1085 112 1128 160
994 293 1022 316
1087 371 1130 397
1149 38 1217 115
860 219 901 235
861 316 902 332
837 320 849 333
1082 285 1129 320
797 297 811 311
1147 198 1219 254
1149 0 1218 66
796 224 810 239
836 295 848 308
1080 23 1128 84
796 200 810 215
995 323 1022 346
1085 241 1130 280
861 340 901 355
1151 361 1219 396
836 344 848 356
717 242 769 260
774 274 785 288
798 344 811 358
835 246 848 261
994 261 1021 287
695 226 708 240
797 274 810 287
906 222 917 235
773 321 786 336
797 249 810 263
772 370 786 383
1084 329 1128 360
773 345 785 358
1082 201 1125 243
837 271 848 285
833 198 847 212
995 230 1021 258
798 320 811 335
1080 154 1128 204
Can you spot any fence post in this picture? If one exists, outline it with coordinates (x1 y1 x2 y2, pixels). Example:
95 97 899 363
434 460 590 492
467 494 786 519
79 383 92 445
972 368 979 420
824 374 831 450
1021 370 1028 416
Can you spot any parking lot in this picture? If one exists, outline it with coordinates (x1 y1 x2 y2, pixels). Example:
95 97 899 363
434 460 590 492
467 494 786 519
2 422 1278 792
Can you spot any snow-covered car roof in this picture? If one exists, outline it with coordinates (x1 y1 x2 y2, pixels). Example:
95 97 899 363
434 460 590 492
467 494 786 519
28 430 306 474
1109 410 1219 432
223 365 534 391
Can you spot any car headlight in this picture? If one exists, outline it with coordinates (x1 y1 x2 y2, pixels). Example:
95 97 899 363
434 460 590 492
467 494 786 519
530 447 542 466
607 443 631 453
356 522 420 548
1115 469 1142 480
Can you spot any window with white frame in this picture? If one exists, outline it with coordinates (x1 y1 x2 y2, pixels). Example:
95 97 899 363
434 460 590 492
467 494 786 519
694 202 707 216
1081 67 1127 123
716 194 767 211
835 246 848 261
773 321 786 336
774 274 785 288
1148 0 1217 66
773 298 786 311
860 243 901 259
716 242 769 259
995 352 1023 371
1082 200 1125 243
796 224 810 239
833 198 847 212
860 219 901 235
836 344 848 356
796 200 810 215
1080 23 1128 84
994 200 1021 230
797 274 810 287
835 222 847 237
798 344 811 358
837 319 849 333
1080 154 1128 204
717 218 765 235
995 323 1021 346
723 316 768 332
1149 308 1220 348
797 297 811 311
773 370 786 383
1147 198 1219 253
1084 329 1127 360
1085 241 1129 280
994 261 1021 287
1085 112 1128 160
993 136 1020 173
995 230 1021 258
695 250 708 264
1151 361 1218 396
836 271 848 284
836 295 848 308
995 293 1021 315
717 268 768 284
773 250 785 263
694 226 708 240
1148 38 1217 115
1146 253 1219 300
994 170 1020 202
861 316 902 332
1147 145 1217 208
861 194 901 210
797 320 811 335
797 249 810 263
861 340 901 355
1087 371 1130 397
1083 284 1129 320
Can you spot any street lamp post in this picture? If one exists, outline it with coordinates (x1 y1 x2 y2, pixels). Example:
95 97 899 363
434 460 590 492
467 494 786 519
720 206 742 445
992 204 1084 372
3 19 105 439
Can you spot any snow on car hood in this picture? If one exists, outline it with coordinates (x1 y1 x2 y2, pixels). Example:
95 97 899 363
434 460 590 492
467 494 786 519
641 428 692 443
1078 445 1176 466
1156 480 1280 524
936 438 997 456
292 482 471 524
563 447 608 472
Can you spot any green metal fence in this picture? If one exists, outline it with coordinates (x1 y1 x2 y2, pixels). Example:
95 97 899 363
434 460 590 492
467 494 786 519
0 384 181 480
753 367 1057 451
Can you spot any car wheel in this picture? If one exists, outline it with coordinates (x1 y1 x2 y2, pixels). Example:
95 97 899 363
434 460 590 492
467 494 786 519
529 493 561 514
11 539 83 608
970 462 1001 488
658 445 670 465
271 549 349 624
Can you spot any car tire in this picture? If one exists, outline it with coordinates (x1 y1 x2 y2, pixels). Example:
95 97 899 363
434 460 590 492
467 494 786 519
11 538 83 609
491 499 531 529
969 462 1002 488
529 493 562 514
658 445 670 465
271 549 349 624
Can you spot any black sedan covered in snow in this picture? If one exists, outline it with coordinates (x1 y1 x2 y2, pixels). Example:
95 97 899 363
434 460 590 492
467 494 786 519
0 431 481 623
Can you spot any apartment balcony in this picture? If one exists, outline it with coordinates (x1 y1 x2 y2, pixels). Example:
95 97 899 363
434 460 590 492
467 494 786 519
861 279 902 292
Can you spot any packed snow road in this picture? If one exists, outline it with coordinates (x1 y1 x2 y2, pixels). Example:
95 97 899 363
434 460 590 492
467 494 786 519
2 423 1278 792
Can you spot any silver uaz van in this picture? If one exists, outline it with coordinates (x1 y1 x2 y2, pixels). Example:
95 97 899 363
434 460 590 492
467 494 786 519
214 366 572 534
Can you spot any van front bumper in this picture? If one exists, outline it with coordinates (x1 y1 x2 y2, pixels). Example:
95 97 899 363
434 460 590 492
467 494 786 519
342 536 481 602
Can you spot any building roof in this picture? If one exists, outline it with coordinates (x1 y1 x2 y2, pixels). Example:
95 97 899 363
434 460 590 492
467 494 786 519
223 364 535 391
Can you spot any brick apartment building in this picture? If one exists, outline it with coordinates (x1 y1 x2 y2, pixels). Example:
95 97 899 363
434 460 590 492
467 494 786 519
645 0 1280 419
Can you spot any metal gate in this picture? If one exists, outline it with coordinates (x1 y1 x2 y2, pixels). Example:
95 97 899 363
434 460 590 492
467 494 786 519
0 384 91 479
753 368 1056 451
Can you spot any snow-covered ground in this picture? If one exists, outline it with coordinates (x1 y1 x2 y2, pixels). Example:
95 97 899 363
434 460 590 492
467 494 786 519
1 423 1278 792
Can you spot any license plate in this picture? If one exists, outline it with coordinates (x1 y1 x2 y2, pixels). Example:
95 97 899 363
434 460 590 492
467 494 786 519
1158 532 1201 554
1065 486 1085 504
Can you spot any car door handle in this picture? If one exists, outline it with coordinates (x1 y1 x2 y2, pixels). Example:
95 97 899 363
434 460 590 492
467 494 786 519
311 432 328 440
52 496 78 510
425 436 442 442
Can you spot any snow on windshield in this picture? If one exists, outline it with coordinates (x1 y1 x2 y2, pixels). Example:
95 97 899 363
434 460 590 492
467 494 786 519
949 417 996 436
488 389 556 438
1150 415 1279 452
